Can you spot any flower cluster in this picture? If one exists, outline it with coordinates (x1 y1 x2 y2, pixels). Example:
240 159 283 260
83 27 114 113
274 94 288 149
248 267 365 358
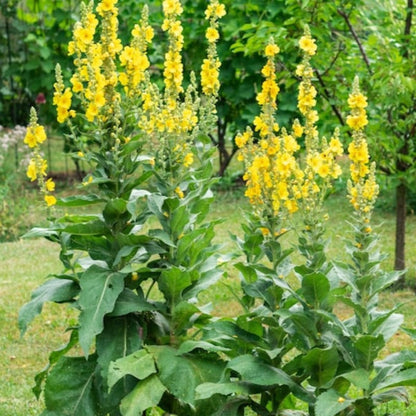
119 6 152 96
236 40 303 224
347 76 378 224
295 26 343 218
237 30 343 233
201 0 225 96
24 108 56 207
162 0 185 96
66 0 122 127
53 0 224 201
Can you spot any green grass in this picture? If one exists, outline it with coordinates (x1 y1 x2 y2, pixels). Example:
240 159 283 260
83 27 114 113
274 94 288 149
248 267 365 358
1 186 416 415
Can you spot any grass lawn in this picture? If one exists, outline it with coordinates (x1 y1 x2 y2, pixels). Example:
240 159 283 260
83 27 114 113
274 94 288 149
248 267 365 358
1 186 416 415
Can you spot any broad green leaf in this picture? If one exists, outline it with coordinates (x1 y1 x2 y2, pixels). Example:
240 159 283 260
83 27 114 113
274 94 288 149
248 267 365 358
341 368 371 390
369 311 403 342
196 382 250 400
109 289 155 316
354 334 385 370
22 227 59 239
315 389 351 416
62 220 109 236
19 278 79 335
120 374 166 416
149 229 176 247
103 198 127 224
372 386 409 405
178 340 230 354
372 368 416 392
78 266 126 355
96 316 142 380
227 355 294 387
158 266 192 306
147 345 223 405
44 356 98 416
302 346 339 388
57 194 105 207
33 330 79 399
108 349 156 390
299 269 330 307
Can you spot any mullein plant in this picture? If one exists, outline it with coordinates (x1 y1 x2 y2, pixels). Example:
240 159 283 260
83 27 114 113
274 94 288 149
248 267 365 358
20 1 228 415
196 32 416 416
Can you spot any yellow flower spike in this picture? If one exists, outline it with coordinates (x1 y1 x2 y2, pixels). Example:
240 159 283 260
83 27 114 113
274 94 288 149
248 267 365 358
347 77 379 224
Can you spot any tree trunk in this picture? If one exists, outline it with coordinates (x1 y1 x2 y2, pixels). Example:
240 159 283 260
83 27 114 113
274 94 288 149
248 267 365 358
394 181 406 289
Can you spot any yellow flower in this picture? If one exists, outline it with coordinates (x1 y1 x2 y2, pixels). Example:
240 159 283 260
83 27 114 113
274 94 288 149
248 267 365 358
206 27 219 42
348 93 367 109
27 160 37 181
45 178 56 192
44 194 57 207
299 35 317 55
175 186 184 198
265 43 280 57
346 112 368 130
183 152 194 167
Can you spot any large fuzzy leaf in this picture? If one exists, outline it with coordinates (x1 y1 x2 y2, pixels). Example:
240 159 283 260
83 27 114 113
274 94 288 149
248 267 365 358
302 346 339 388
44 356 98 416
120 374 166 416
147 345 224 405
19 278 79 335
315 389 351 416
226 355 294 387
78 266 126 355
108 349 156 390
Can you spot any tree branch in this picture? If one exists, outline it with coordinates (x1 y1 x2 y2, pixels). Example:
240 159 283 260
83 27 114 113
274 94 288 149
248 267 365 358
314 69 349 134
337 8 373 75
403 0 413 58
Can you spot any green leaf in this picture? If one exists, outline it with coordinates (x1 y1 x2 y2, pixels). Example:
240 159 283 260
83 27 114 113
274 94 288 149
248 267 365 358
149 229 176 247
147 345 223 405
103 198 127 224
44 356 98 416
19 278 79 335
120 374 166 416
96 316 142 380
369 311 403 342
227 355 294 387
341 368 371 390
373 386 409 405
33 330 79 399
299 269 330 307
354 334 385 370
196 382 250 400
62 220 109 236
78 266 126 355
158 266 192 306
178 340 230 354
302 346 339 388
109 289 155 316
315 389 351 416
57 194 105 207
372 368 416 392
108 349 156 390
